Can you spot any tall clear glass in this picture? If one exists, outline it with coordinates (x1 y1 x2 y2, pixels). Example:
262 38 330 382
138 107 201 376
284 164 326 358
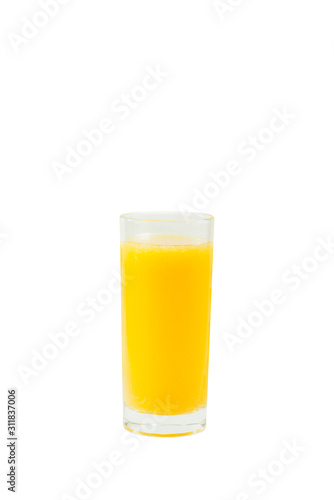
120 212 214 436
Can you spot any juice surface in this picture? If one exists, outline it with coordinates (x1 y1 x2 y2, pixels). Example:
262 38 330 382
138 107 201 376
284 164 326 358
121 235 213 415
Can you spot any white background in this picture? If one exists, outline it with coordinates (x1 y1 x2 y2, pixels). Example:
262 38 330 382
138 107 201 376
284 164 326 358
1 1 334 499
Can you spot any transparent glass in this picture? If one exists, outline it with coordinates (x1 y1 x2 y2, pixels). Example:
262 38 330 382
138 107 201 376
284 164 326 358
120 212 214 436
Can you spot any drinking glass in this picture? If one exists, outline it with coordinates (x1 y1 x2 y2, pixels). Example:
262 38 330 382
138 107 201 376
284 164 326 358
120 212 214 436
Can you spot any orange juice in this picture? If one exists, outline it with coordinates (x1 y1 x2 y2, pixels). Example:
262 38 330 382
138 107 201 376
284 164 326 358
121 235 213 415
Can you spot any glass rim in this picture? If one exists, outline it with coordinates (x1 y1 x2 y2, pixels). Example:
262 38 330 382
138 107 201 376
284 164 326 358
120 211 214 222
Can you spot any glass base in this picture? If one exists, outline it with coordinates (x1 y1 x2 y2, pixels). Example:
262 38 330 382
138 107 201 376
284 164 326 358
123 405 206 437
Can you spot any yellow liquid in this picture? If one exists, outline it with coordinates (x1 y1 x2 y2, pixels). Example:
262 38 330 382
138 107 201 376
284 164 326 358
121 235 213 415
